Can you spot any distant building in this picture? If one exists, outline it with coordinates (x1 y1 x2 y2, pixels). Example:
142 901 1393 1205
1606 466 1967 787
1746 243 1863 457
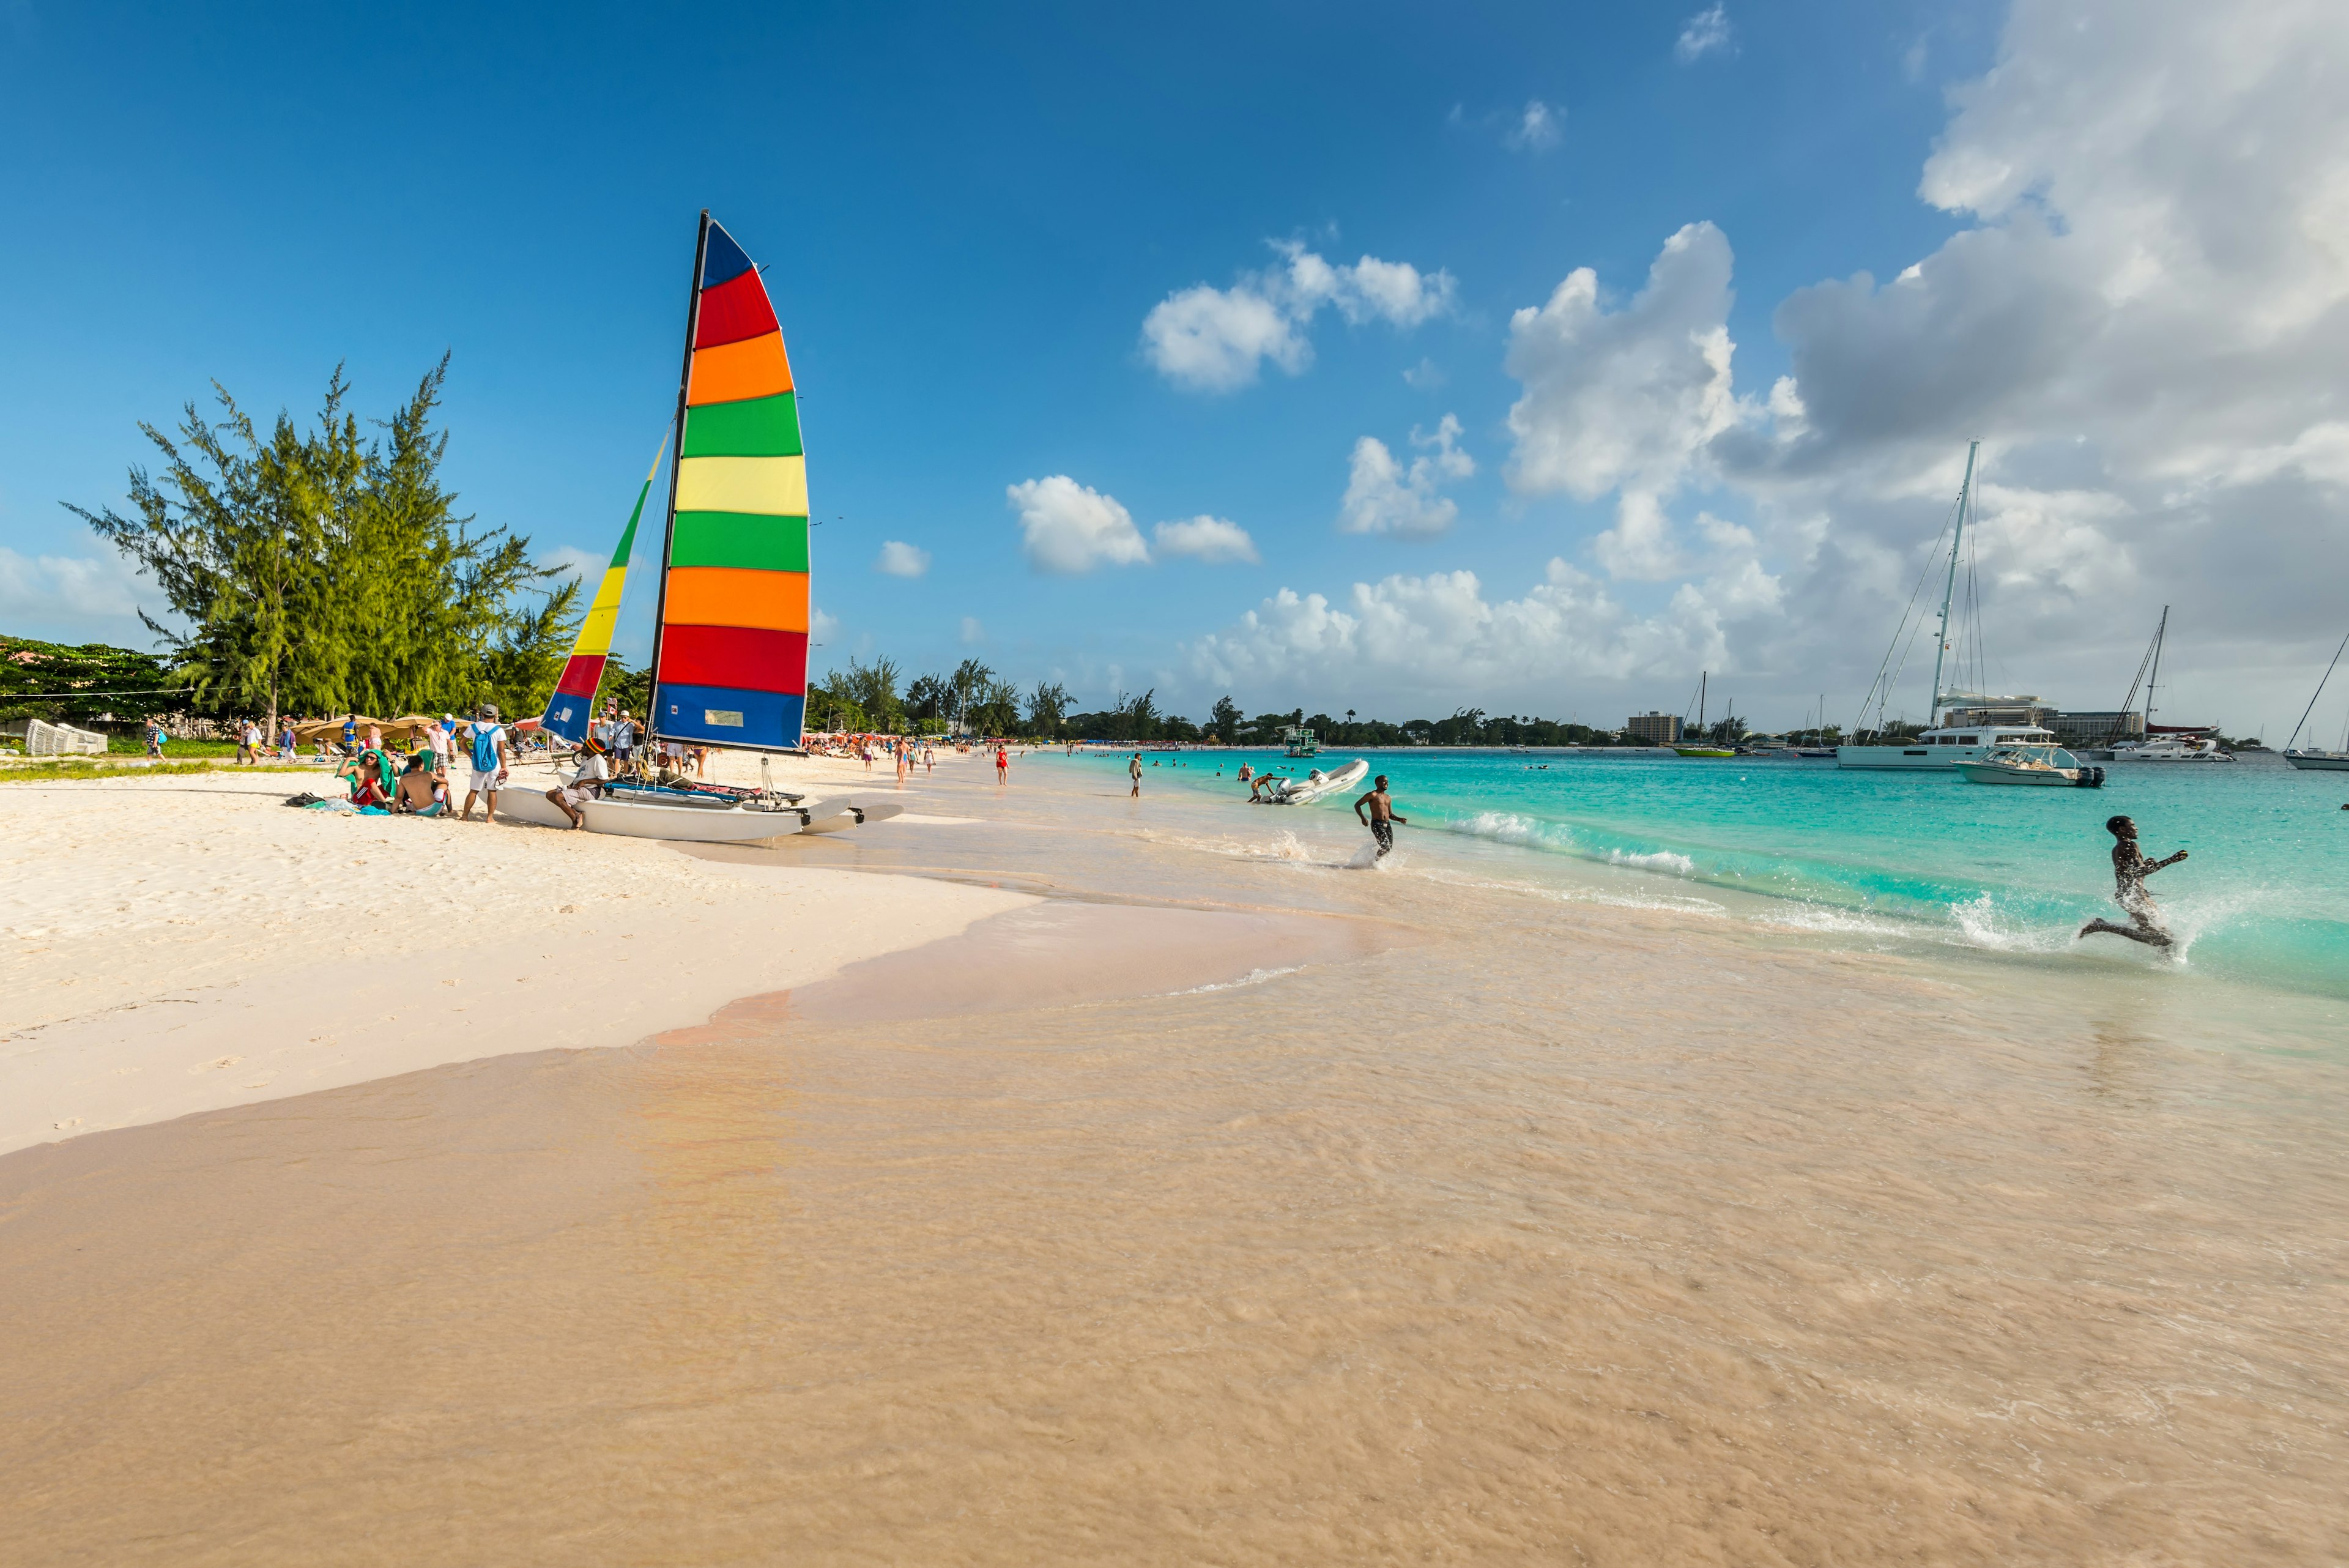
1942 699 2056 728
2046 710 2147 746
1625 711 1683 745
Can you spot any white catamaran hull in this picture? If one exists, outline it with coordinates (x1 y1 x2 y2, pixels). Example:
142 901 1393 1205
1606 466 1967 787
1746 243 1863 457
2284 751 2349 771
497 787 807 842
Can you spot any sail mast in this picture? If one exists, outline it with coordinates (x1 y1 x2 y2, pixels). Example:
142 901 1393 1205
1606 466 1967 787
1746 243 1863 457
1931 440 1979 726
2145 604 2169 728
642 209 712 746
2284 629 2349 751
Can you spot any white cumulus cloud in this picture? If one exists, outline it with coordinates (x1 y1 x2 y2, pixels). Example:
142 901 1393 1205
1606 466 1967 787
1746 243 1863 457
1141 241 1458 393
1505 223 1745 579
1190 560 1734 700
1153 515 1260 564
0 546 157 642
1341 414 1477 538
1675 5 1732 62
875 540 931 578
1505 99 1562 152
1006 475 1152 574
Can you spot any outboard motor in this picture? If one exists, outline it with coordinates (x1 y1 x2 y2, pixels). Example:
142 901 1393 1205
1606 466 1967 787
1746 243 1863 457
2074 765 2106 789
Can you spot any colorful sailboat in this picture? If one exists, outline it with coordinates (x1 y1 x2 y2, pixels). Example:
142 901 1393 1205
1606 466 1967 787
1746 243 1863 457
499 211 897 842
647 212 811 754
538 433 666 743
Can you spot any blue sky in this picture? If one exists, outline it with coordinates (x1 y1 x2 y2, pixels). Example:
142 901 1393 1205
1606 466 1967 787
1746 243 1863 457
6 1 2345 735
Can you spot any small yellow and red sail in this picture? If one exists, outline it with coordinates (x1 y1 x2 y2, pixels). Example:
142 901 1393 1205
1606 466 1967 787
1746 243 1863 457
540 433 666 743
650 215 811 752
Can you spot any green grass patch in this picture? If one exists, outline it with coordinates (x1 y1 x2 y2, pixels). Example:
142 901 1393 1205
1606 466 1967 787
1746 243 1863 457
0 759 323 784
105 734 241 756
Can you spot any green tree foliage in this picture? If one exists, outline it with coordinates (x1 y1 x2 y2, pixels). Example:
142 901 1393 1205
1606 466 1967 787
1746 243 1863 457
904 672 951 723
841 655 904 730
1208 695 1241 742
973 677 1022 736
70 360 576 729
0 637 179 723
947 658 992 730
1023 680 1070 738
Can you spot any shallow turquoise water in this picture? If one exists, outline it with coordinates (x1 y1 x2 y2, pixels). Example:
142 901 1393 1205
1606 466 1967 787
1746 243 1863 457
1073 748 2349 1002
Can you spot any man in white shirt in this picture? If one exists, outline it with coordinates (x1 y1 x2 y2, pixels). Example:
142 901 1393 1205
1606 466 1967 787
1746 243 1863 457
458 703 511 823
546 734 610 828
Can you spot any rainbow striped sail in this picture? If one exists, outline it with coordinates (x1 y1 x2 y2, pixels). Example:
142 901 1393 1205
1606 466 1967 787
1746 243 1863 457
649 214 810 752
540 435 666 743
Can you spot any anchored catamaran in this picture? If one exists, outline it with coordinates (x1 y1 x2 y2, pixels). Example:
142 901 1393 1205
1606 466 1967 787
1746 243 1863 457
1837 441 2068 770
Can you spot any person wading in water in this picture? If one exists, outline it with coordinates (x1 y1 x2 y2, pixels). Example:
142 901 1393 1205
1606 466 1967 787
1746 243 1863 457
1353 774 1408 860
2078 814 2188 948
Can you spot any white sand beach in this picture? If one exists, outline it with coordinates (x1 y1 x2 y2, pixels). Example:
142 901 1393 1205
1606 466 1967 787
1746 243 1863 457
0 751 1027 1156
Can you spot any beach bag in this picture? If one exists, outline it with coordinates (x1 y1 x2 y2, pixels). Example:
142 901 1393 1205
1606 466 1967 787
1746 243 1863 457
470 726 501 771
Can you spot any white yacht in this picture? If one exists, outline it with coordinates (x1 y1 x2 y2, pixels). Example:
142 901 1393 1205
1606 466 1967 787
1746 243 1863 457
2099 609 2228 760
1838 442 2071 771
2109 733 2233 762
1836 710 2069 770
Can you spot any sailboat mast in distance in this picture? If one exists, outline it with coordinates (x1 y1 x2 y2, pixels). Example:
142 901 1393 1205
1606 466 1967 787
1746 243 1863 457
1931 440 1980 726
647 214 814 753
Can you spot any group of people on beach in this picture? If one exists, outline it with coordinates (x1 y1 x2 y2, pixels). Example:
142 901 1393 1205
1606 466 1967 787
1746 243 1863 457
315 705 530 822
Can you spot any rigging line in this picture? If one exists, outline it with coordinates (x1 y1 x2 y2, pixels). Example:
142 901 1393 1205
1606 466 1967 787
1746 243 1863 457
0 686 190 699
2283 628 2349 751
1850 496 1964 738
1856 492 1962 735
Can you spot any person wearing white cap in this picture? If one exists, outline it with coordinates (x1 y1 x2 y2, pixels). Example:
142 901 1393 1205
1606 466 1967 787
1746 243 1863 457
458 703 511 823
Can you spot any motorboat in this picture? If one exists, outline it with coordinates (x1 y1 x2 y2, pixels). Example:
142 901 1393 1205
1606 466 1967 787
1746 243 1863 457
1956 746 2105 787
2108 734 2232 762
1253 757 1369 804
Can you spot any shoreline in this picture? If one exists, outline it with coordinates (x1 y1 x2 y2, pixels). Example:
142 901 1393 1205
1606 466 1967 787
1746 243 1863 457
3 743 2346 1562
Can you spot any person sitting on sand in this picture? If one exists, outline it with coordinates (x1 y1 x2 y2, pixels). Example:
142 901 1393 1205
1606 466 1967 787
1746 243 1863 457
2078 814 2188 948
394 752 446 816
346 751 396 811
545 735 610 828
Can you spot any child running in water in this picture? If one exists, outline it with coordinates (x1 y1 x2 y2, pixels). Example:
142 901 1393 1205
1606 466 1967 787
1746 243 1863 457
2077 814 2188 948
1353 775 1408 860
